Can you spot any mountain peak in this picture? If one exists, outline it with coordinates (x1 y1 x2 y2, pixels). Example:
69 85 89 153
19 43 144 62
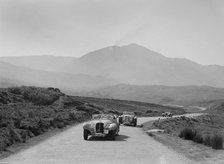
124 43 145 48
81 43 165 61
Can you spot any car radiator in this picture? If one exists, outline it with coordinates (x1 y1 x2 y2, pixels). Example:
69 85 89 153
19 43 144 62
123 116 131 122
96 123 104 133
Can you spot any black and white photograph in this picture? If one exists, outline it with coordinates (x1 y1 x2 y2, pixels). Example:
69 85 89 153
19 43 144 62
0 0 224 163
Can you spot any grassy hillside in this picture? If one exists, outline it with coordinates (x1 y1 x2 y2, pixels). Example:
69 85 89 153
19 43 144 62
143 101 224 151
72 96 186 116
0 86 186 152
0 86 103 151
81 84 224 106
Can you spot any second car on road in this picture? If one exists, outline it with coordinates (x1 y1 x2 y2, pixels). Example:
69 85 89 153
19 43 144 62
119 112 137 126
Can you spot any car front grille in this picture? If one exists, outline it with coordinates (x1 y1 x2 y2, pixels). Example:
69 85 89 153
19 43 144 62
123 116 131 122
96 123 104 133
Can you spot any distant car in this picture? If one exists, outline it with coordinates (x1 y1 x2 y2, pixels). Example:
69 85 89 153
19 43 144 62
119 112 137 126
83 114 119 140
162 112 173 117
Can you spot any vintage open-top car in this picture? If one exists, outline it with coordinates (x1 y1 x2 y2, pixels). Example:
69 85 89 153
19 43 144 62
119 112 137 126
83 114 119 140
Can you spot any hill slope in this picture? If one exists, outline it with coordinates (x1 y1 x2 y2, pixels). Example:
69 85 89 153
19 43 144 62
72 44 224 87
0 61 117 91
0 86 185 153
81 84 224 106
0 55 76 73
2 44 224 87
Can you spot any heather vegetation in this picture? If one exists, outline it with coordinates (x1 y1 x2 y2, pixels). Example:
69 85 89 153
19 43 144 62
179 128 223 149
0 86 189 155
0 86 102 151
152 114 224 150
72 96 185 116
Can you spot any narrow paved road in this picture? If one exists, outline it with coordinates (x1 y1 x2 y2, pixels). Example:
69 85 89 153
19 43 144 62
0 114 201 164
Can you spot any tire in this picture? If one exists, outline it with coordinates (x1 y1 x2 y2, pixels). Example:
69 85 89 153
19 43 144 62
118 117 123 125
116 128 119 136
134 119 137 127
110 130 116 140
83 129 89 140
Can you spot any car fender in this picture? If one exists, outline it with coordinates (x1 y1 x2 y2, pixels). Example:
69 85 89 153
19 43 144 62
109 123 117 130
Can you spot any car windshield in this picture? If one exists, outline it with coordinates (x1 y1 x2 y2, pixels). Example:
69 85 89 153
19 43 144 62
123 112 134 115
92 114 114 120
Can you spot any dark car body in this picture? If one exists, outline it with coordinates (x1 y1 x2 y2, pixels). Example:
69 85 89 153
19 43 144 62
119 112 137 126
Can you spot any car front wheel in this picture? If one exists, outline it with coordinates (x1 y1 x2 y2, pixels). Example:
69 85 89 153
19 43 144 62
134 119 137 127
83 129 89 140
110 130 116 140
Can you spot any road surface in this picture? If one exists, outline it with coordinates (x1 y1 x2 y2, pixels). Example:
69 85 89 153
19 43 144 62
0 114 201 164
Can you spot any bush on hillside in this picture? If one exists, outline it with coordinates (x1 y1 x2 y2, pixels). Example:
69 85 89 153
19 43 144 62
193 132 203 143
23 87 62 105
203 135 212 146
211 134 223 150
62 96 83 107
179 128 195 140
179 128 223 150
0 86 101 152
7 86 63 105
107 110 121 115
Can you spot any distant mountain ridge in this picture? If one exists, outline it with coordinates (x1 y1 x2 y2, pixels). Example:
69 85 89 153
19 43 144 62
1 44 224 106
0 61 117 92
80 84 224 106
1 44 224 87
0 55 77 73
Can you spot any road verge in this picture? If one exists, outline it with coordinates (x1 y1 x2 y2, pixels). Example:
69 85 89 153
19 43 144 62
142 114 224 163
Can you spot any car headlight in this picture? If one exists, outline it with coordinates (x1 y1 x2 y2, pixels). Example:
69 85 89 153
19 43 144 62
83 122 95 129
90 123 95 128
109 123 116 129
104 123 110 128
83 123 89 128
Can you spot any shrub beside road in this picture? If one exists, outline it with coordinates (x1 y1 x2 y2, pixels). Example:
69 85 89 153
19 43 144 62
151 114 224 150
0 86 101 151
143 110 224 162
0 86 186 153
179 128 223 149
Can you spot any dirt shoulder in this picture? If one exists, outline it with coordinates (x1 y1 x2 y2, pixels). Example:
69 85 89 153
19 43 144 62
0 86 186 160
0 124 78 159
142 116 224 163
1 118 195 164
0 87 102 157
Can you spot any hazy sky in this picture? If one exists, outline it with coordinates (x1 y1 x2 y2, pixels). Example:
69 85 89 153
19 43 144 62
0 0 224 65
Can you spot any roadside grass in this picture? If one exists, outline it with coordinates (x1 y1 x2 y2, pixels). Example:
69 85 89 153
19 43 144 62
179 128 223 149
143 115 224 162
0 86 185 155
212 134 223 149
146 113 224 150
0 86 102 152
0 86 187 154
72 96 186 117
142 101 224 162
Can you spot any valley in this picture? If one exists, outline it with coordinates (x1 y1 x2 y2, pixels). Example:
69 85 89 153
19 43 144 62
0 44 224 163
1 44 224 107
